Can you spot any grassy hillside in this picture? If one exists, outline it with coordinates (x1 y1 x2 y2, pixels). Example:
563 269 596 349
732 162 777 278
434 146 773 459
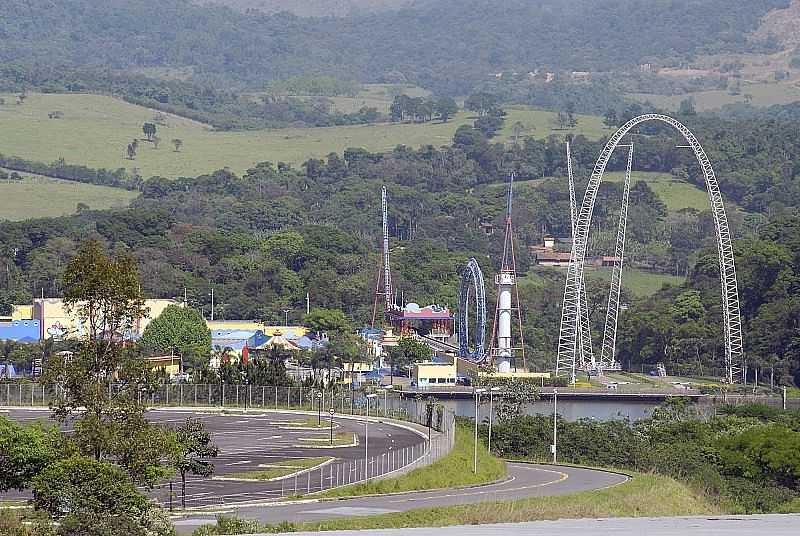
628 80 800 112
603 171 711 212
0 170 137 221
0 93 605 178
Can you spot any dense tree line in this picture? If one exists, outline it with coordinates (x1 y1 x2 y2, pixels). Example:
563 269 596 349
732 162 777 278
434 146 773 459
0 153 141 190
489 400 800 513
0 0 788 97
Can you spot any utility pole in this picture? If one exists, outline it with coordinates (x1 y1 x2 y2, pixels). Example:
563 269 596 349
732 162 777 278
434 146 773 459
488 387 500 453
473 388 485 473
552 389 558 464
210 288 214 321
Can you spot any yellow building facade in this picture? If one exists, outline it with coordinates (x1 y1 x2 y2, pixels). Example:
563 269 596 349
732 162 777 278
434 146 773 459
32 298 180 340
206 320 307 339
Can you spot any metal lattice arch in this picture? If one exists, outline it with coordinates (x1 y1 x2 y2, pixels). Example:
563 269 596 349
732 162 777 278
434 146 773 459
458 257 487 360
557 114 743 384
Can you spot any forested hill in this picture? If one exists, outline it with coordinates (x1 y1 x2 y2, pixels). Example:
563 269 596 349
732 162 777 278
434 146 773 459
195 0 411 17
0 0 789 94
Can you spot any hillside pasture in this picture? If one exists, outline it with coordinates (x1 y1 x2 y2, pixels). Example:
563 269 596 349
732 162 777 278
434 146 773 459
627 80 800 112
0 93 606 179
602 171 711 212
0 170 137 221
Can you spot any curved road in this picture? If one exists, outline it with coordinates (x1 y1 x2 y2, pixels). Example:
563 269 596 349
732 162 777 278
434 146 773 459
174 463 628 532
2 407 628 533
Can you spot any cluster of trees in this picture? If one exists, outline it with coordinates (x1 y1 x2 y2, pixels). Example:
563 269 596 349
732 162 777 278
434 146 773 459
0 0 788 98
0 152 140 190
0 242 219 534
390 95 458 123
488 399 800 513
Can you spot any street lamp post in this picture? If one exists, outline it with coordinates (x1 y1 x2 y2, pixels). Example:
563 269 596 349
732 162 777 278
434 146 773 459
329 408 335 445
365 393 378 479
316 391 323 425
283 309 290 326
473 388 486 474
488 386 501 453
552 388 558 464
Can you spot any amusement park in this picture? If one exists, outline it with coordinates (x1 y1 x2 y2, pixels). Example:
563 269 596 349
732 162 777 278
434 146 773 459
364 114 746 398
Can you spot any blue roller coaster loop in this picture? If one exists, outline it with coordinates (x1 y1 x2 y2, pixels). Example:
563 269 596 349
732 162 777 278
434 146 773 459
458 257 487 361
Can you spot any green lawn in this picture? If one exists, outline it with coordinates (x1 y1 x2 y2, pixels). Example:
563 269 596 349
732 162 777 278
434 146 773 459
532 265 684 297
603 171 710 212
584 266 685 297
296 432 356 447
316 421 506 498
0 93 605 180
0 169 138 221
627 80 800 112
224 457 332 481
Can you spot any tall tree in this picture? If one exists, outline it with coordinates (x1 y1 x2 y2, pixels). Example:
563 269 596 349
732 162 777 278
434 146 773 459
142 122 157 141
140 304 211 371
44 241 171 486
169 418 218 509
434 97 458 122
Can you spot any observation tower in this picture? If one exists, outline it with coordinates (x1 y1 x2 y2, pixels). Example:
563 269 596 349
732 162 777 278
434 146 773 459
488 174 526 372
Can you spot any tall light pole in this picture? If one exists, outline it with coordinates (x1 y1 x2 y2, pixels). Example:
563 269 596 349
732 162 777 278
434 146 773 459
316 391 323 425
473 388 486 474
365 393 378 479
552 388 558 464
488 386 501 453
209 288 215 321
283 309 290 326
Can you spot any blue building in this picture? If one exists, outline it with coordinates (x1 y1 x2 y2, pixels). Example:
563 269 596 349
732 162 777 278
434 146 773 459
210 329 269 364
0 320 41 343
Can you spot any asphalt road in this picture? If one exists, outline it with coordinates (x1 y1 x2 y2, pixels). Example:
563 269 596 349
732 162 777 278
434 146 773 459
1 408 426 508
174 463 628 532
253 514 800 536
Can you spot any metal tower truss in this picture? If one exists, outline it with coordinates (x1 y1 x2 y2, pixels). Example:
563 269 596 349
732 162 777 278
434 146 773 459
371 186 395 327
458 257 487 361
566 142 595 372
598 144 634 373
556 114 743 384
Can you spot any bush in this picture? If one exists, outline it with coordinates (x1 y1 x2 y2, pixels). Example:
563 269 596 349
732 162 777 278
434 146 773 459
31 456 153 536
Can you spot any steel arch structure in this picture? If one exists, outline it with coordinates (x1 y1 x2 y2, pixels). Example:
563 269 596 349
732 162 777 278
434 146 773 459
557 114 743 384
458 257 487 360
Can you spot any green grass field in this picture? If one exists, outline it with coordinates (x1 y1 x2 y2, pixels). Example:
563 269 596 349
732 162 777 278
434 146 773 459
627 80 800 112
603 171 710 212
530 265 683 297
0 169 138 221
0 93 606 180
585 266 685 296
224 457 332 480
316 421 506 498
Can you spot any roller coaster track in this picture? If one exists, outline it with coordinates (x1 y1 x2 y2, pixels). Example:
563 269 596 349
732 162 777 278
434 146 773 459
557 114 743 384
